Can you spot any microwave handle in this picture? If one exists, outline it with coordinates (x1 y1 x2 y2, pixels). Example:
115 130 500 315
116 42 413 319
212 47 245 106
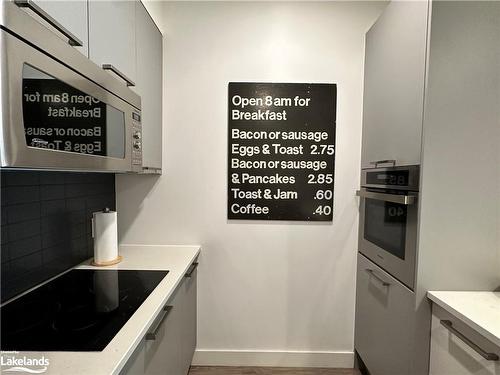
356 189 416 205
102 64 136 87
14 0 84 47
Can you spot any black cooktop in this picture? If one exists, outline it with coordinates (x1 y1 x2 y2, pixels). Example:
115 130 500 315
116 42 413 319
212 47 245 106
0 269 168 352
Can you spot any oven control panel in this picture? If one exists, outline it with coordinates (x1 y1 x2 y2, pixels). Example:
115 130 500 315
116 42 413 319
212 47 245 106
361 165 420 191
131 112 142 172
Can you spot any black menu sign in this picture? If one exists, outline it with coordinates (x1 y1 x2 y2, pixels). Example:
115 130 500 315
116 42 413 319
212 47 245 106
228 82 336 221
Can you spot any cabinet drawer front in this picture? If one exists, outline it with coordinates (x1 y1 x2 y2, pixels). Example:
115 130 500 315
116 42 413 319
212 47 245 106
355 253 415 375
430 305 500 375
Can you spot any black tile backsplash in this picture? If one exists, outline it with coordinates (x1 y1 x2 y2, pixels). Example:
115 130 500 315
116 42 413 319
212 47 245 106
0 170 115 302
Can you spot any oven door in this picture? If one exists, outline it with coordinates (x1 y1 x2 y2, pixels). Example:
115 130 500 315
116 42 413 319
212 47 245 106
358 188 418 289
1 29 139 172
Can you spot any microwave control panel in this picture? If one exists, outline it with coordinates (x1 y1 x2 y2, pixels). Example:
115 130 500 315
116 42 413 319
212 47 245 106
131 112 142 172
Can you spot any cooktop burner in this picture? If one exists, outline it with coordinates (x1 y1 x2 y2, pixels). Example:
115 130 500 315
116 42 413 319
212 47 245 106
0 269 168 351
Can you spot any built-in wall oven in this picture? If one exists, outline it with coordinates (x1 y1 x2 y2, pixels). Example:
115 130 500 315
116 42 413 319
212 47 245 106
0 1 142 172
357 164 419 289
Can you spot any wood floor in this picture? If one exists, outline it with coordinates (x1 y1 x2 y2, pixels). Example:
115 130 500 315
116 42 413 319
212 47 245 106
189 367 360 375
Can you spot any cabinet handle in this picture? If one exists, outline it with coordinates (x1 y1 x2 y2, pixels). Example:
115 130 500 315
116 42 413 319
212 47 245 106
14 0 83 47
145 305 173 340
185 262 199 278
365 269 391 287
370 160 396 168
440 320 499 361
356 189 416 205
102 64 135 87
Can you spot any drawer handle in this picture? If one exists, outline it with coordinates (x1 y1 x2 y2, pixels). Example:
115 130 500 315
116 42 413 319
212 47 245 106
14 0 84 47
102 64 136 87
440 320 499 361
185 262 199 278
370 159 396 167
145 305 173 340
365 269 391 287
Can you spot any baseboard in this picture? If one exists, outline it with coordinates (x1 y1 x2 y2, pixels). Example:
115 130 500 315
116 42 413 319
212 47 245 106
192 349 354 368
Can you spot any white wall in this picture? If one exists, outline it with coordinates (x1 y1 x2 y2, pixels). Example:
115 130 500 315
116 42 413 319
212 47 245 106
117 1 385 367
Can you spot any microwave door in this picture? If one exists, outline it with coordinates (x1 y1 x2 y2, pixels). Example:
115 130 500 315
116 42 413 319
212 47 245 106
1 29 136 172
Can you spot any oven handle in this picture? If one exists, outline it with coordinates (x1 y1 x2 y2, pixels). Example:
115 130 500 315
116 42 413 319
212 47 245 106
356 189 416 205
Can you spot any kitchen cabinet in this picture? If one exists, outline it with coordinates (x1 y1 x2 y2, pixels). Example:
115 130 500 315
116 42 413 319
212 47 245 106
429 304 500 375
133 2 163 173
122 262 198 375
360 0 429 168
356 1 500 374
14 0 89 56
88 0 136 87
354 253 415 375
180 264 197 374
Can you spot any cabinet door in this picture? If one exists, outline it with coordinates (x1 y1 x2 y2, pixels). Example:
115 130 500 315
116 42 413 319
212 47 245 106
121 338 146 375
180 267 197 374
134 2 163 172
429 305 500 375
17 0 88 56
88 0 136 86
354 253 415 375
122 268 198 375
361 1 429 168
122 289 182 375
144 299 183 374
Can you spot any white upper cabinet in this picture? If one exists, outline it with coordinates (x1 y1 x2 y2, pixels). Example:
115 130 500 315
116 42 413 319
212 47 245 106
15 0 89 56
133 2 163 172
88 0 137 87
361 1 429 168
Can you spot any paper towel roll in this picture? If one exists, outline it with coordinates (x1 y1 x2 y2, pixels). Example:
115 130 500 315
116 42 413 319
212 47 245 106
92 208 120 266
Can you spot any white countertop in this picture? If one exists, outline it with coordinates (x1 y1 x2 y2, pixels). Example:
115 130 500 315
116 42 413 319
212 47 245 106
2 244 200 375
428 291 500 347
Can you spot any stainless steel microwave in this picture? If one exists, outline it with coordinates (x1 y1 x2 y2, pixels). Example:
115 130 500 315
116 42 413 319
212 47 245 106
356 165 420 289
0 1 142 173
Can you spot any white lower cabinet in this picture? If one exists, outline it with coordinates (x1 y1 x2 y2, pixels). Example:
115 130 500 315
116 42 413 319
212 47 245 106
430 305 500 375
122 263 198 375
354 254 415 375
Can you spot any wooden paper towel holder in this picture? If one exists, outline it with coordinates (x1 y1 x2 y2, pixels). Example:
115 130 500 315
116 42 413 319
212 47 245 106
91 255 123 267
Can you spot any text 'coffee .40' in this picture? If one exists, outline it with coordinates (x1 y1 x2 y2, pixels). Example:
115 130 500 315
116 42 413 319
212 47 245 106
228 82 336 221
